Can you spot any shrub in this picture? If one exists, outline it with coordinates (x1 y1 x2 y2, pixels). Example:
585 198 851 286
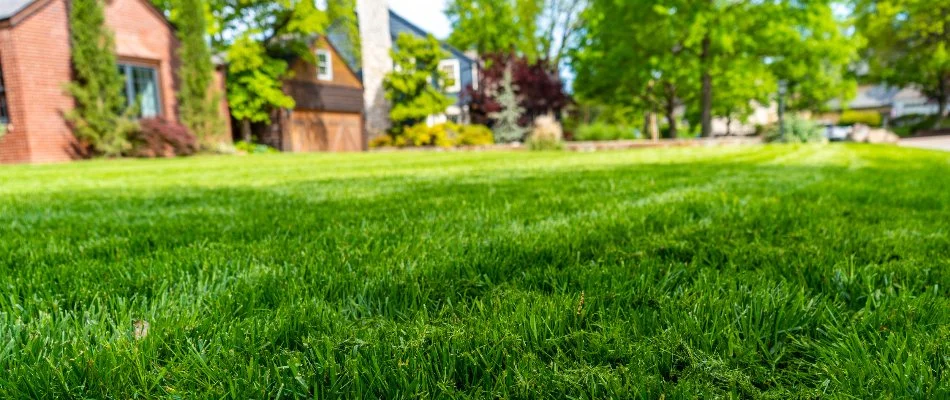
455 124 495 146
574 123 638 141
234 140 279 154
838 110 883 127
764 117 828 144
391 123 495 148
127 118 198 157
527 115 564 151
369 134 394 148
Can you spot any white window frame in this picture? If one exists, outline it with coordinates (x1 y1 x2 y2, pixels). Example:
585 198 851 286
472 67 479 90
316 49 333 81
439 59 462 93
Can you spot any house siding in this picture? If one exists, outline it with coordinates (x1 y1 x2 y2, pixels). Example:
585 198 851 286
259 37 365 153
0 0 187 164
0 0 73 163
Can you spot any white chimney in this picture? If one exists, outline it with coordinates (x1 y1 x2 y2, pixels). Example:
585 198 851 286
357 0 393 137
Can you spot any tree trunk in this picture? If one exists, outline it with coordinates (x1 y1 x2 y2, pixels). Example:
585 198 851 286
726 114 732 136
650 112 659 142
241 119 252 143
665 85 678 139
937 75 948 126
700 33 713 138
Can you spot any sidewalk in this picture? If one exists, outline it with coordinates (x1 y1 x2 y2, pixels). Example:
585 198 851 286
899 135 950 152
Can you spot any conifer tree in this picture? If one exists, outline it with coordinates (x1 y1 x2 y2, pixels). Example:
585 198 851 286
490 66 527 143
176 0 222 144
66 0 131 156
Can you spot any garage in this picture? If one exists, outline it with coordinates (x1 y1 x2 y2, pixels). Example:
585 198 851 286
287 110 363 152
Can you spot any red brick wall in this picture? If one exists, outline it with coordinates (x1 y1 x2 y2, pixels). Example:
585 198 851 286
0 0 181 164
0 0 74 163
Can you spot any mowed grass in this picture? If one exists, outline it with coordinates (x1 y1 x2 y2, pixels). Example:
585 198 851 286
0 144 948 398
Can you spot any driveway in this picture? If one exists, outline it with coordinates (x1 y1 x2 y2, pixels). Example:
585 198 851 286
899 135 950 152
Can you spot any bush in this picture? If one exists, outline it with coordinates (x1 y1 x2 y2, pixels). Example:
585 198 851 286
234 140 278 154
127 118 198 157
574 123 638 141
388 123 495 148
764 117 828 144
838 110 883 127
527 115 564 151
455 124 495 146
890 114 949 137
369 134 394 148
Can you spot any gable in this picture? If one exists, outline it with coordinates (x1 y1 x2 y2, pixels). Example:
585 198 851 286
287 36 362 89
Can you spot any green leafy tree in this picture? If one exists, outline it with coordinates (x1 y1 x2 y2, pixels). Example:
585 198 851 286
327 0 360 65
383 33 454 133
176 0 222 145
446 0 586 69
203 0 341 142
65 0 131 156
573 1 697 138
490 66 528 142
763 1 859 113
574 0 857 137
855 0 950 123
226 34 295 142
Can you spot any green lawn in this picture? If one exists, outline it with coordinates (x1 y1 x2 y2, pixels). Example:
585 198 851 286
0 144 948 398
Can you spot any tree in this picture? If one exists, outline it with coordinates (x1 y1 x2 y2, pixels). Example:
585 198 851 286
383 33 455 133
573 1 698 138
66 0 132 156
226 35 295 142
491 66 528 142
205 0 340 141
763 1 859 113
466 53 569 126
175 0 222 145
574 0 857 137
855 0 950 123
446 0 586 69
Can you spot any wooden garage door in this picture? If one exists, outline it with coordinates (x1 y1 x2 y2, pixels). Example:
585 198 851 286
287 110 363 152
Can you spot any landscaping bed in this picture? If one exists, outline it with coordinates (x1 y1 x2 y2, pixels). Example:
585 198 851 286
0 145 947 397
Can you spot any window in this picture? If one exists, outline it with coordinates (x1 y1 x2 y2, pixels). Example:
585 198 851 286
439 59 461 93
118 64 161 118
316 49 333 81
0 61 9 124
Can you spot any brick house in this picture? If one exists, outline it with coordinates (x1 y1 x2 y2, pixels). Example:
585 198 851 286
0 0 228 164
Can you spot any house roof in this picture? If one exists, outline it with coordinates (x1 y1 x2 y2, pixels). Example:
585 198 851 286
828 84 931 111
388 10 473 64
0 0 37 20
326 9 476 76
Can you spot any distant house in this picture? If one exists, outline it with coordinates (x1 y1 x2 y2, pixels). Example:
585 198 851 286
822 84 942 124
348 0 479 137
254 36 365 152
0 0 229 164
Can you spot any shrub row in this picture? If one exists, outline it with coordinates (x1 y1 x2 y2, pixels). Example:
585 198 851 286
574 123 639 141
838 110 883 127
370 123 495 148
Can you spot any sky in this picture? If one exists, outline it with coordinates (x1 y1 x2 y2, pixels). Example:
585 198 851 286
389 0 453 39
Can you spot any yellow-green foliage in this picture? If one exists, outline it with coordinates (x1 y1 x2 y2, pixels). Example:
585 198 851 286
375 123 495 148
455 124 494 146
368 134 394 148
839 110 883 127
